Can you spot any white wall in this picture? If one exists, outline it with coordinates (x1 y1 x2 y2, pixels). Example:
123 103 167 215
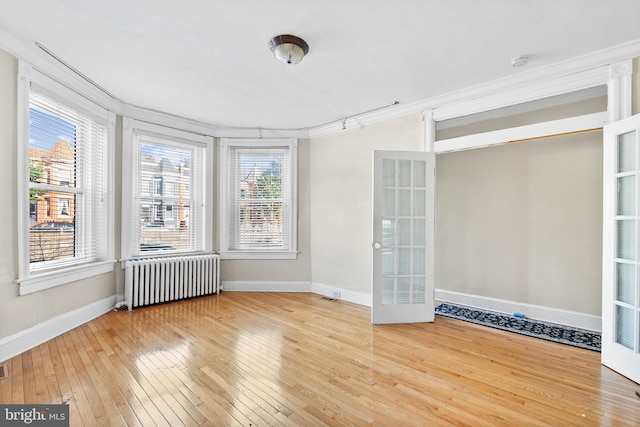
634 57 640 115
309 114 423 294
0 49 118 342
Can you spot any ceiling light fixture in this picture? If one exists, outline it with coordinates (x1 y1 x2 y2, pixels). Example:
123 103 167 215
268 34 309 65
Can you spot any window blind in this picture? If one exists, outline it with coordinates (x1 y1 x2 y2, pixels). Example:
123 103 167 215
226 146 290 250
28 86 107 270
130 132 206 255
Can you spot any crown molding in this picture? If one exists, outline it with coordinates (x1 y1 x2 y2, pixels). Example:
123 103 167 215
2 25 639 140
121 103 307 139
308 38 640 139
0 28 308 140
0 28 122 114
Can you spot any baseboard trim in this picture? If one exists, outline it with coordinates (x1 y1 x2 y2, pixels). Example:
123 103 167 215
220 281 372 307
0 295 118 363
221 281 312 292
435 289 601 332
311 282 371 307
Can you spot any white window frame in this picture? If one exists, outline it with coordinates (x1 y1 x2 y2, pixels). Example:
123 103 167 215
220 138 298 260
16 61 115 296
121 118 214 262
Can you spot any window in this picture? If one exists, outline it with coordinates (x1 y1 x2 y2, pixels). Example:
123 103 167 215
122 119 213 259
17 63 114 295
29 201 37 222
220 138 297 259
58 198 71 217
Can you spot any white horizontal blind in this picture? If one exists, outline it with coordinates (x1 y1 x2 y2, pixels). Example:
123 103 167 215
28 85 107 270
131 132 205 256
227 146 290 250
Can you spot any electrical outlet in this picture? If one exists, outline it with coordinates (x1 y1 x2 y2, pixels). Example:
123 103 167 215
332 291 340 299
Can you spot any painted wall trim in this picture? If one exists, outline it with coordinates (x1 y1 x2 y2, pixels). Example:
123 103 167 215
121 103 307 139
434 112 608 153
0 28 121 113
431 66 609 122
435 289 602 332
221 281 312 292
220 281 372 307
0 295 117 363
311 282 372 307
17 262 116 296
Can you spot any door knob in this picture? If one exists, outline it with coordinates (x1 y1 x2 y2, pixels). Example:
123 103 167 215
373 242 382 249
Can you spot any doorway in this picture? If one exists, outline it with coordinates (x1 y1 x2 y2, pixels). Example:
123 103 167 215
434 131 603 321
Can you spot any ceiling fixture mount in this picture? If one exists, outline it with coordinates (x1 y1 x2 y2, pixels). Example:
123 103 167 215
269 34 309 65
511 55 529 68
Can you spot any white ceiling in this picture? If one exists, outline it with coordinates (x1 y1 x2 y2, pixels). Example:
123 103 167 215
2 0 640 130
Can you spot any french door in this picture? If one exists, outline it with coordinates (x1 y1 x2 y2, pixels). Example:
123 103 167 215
372 150 435 324
603 113 640 384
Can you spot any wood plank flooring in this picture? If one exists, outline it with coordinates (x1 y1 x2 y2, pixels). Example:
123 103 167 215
1 292 638 426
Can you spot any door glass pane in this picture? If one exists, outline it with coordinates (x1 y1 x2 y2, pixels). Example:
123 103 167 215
618 131 636 173
382 278 395 305
413 189 425 216
413 219 426 245
397 219 410 245
617 219 636 260
398 160 411 187
397 277 410 304
398 248 410 274
412 276 425 304
616 263 635 305
382 219 395 246
382 249 394 275
383 159 396 187
413 160 426 188
616 305 635 350
618 176 636 216
398 190 411 216
383 189 396 216
413 248 425 274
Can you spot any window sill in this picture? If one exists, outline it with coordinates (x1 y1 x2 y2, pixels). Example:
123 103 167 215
16 260 115 296
220 251 298 260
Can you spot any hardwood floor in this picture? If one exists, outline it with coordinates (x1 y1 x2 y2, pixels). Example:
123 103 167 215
1 292 638 426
